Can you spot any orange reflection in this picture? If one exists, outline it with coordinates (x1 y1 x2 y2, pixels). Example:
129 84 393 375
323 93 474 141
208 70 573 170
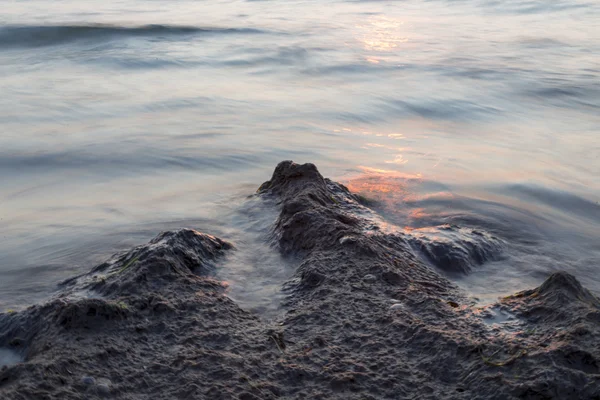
344 166 422 210
342 167 457 229
408 208 429 220
357 166 421 179
402 191 454 202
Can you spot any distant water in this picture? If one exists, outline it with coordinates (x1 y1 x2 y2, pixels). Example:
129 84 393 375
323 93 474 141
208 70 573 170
1 0 599 312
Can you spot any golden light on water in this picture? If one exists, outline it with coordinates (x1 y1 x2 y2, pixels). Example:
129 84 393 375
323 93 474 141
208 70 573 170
344 167 455 228
346 174 399 195
356 16 409 53
385 155 408 165
357 166 419 177
402 191 454 203
345 166 422 206
388 133 405 139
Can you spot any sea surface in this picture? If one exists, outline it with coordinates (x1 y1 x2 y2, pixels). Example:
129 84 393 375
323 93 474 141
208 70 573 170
1 0 599 314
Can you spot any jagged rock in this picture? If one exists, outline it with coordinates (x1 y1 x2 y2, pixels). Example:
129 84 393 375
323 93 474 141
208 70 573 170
0 161 598 400
519 271 600 307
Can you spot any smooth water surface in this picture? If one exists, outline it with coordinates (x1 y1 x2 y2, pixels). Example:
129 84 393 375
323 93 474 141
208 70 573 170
1 0 599 311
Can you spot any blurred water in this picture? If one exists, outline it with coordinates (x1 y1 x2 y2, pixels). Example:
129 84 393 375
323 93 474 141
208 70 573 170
0 0 598 311
0 348 22 367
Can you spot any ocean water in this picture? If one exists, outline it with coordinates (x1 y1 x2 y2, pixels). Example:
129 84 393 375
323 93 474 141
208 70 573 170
1 0 599 312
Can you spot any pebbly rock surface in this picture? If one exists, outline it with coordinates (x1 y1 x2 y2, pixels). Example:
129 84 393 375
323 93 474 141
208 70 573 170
1 161 599 399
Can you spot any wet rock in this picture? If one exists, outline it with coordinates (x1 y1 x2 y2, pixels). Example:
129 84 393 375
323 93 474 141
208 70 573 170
524 271 599 307
363 274 376 283
259 161 364 256
503 271 600 323
81 376 95 386
0 161 598 400
258 161 328 200
403 225 504 274
85 228 233 296
57 299 128 331
97 383 110 395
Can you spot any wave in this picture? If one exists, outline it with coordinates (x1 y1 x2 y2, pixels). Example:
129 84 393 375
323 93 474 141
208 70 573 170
502 184 600 225
0 24 267 49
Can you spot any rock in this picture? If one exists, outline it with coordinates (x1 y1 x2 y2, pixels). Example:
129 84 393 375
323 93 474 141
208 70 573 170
81 376 95 386
363 274 376 283
86 228 233 297
533 271 599 307
0 161 599 400
404 225 504 274
97 383 110 395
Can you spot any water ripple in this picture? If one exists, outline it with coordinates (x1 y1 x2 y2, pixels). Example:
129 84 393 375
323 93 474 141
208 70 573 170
0 24 269 49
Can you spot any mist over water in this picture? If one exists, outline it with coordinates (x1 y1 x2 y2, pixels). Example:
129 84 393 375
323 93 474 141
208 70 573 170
0 0 599 311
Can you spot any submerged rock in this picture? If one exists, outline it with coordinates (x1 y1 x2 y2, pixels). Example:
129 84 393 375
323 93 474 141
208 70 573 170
403 224 504 274
0 161 598 399
81 376 95 386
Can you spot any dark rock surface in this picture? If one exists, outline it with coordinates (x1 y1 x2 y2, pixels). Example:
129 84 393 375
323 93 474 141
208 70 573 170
1 161 598 399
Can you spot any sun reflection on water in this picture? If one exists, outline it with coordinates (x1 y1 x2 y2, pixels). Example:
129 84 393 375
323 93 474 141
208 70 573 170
343 167 459 229
345 166 421 204
385 154 408 165
356 16 409 53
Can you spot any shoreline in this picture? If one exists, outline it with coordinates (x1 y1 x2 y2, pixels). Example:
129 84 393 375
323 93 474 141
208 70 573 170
1 161 599 399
